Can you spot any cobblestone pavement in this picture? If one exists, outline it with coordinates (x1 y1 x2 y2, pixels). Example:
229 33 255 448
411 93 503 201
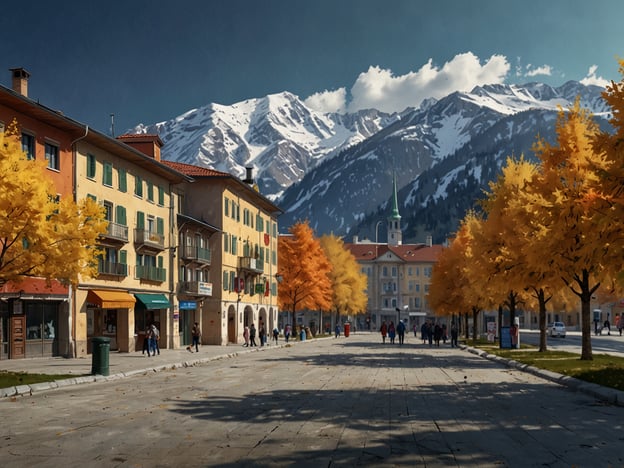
1 333 624 467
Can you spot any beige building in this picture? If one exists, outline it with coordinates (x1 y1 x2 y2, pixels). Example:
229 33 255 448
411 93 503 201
163 163 282 345
345 178 443 331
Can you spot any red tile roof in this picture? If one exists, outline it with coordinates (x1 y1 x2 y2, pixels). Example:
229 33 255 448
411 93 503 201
161 160 230 177
345 242 443 263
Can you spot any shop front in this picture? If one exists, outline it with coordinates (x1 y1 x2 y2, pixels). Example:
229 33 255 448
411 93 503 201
86 289 136 353
133 293 172 351
178 300 197 348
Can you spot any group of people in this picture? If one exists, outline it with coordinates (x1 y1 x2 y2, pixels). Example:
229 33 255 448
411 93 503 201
242 322 286 347
379 320 407 345
142 323 160 357
378 320 459 348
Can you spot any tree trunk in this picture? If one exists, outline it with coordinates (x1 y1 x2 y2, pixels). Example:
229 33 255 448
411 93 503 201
578 270 594 360
538 289 548 353
471 307 479 340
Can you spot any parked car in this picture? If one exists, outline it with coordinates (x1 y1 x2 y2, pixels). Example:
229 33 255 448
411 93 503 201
548 322 566 338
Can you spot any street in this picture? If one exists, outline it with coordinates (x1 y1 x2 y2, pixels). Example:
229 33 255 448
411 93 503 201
521 328 624 357
1 333 624 467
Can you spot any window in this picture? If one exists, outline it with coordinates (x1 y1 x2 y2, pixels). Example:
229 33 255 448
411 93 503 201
103 162 113 186
116 205 127 225
45 142 59 170
231 235 238 255
391 266 397 277
224 197 229 217
87 154 96 179
22 133 35 160
103 201 113 221
223 271 229 290
118 168 127 192
134 175 143 197
224 232 229 253
424 267 432 278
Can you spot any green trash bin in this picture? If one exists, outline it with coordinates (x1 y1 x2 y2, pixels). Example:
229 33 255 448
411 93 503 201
91 336 111 376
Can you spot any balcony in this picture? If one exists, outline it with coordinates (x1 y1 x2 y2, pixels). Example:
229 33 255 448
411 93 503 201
180 245 211 265
135 265 166 282
97 261 128 277
239 256 264 275
179 281 213 296
100 221 128 244
134 229 165 253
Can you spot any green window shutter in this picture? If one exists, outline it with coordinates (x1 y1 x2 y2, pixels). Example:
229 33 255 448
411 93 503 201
224 233 229 253
118 168 127 192
103 162 113 186
120 250 127 265
134 175 143 197
232 236 237 255
158 186 164 206
158 256 163 268
87 194 97 201
147 181 154 202
136 211 145 229
224 197 229 217
116 206 127 226
156 217 164 235
229 271 235 292
223 271 229 290
87 154 96 179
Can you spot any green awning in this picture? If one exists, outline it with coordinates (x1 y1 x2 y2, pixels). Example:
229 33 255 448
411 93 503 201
134 293 172 309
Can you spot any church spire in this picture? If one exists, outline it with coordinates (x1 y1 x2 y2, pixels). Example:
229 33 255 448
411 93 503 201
387 174 402 245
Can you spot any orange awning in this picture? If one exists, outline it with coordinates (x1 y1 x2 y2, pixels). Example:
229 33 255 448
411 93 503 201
87 289 136 309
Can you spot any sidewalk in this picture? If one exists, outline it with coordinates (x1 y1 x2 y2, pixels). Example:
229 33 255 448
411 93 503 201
0 340 294 398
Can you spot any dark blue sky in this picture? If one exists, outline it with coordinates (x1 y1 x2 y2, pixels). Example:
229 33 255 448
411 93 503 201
1 0 622 134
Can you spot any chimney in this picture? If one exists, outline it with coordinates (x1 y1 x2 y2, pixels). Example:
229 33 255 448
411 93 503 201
426 235 432 247
353 235 359 244
116 134 163 161
10 68 30 97
243 167 254 185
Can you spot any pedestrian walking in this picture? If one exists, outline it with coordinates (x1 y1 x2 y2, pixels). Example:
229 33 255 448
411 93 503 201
397 320 406 345
413 323 418 338
618 315 624 336
335 324 341 338
259 325 267 346
451 322 459 348
388 321 396 344
427 322 433 347
510 323 518 349
284 324 291 343
421 322 428 344
249 323 257 346
243 326 250 347
434 323 442 347
143 324 152 356
187 322 200 352
442 323 448 344
150 323 160 355
604 319 611 336
272 327 279 344
380 321 388 344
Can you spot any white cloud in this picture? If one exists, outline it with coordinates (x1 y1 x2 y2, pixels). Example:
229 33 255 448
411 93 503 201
346 52 510 113
580 65 609 87
525 64 553 77
304 88 347 113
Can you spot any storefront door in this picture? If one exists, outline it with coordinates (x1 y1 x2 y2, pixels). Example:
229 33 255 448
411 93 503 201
24 301 59 357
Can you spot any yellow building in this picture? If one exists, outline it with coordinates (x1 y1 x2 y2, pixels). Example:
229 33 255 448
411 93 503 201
164 163 282 345
72 133 189 356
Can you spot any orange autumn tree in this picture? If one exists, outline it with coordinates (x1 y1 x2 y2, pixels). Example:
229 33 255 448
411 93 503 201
522 101 614 360
0 120 107 286
278 221 332 329
319 234 368 326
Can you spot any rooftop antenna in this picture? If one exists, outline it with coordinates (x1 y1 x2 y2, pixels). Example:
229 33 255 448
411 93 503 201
110 113 115 137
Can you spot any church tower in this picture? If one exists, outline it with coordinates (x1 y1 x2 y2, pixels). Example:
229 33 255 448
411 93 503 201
387 175 402 246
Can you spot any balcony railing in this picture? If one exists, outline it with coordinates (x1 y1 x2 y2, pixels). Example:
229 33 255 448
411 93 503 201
97 261 128 277
135 265 166 282
179 281 213 296
134 229 165 251
181 245 211 265
239 256 264 274
101 222 128 243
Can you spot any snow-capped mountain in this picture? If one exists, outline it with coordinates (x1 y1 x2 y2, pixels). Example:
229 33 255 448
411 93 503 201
277 81 610 240
130 80 609 242
132 92 395 198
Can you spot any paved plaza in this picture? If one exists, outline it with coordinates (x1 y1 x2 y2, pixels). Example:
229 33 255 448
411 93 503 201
1 332 624 467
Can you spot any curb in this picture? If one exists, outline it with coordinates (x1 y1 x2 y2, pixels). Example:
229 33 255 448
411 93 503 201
464 345 624 407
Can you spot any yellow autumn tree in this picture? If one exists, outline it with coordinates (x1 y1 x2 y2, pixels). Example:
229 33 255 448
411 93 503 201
523 101 614 360
0 120 107 286
278 221 332 329
319 234 368 325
